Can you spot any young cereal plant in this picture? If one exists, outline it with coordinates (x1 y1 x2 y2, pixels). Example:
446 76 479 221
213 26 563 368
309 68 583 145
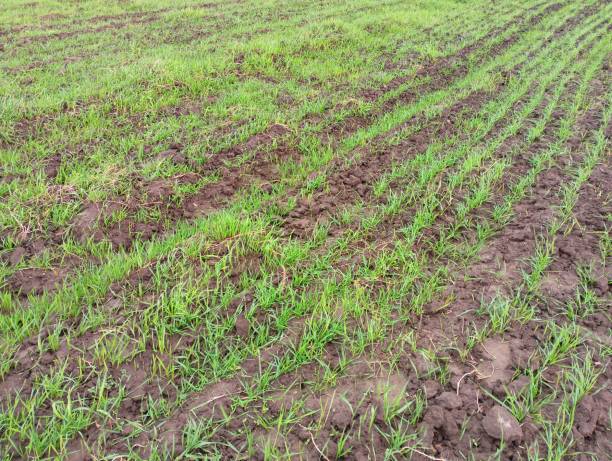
336 429 352 459
564 350 601 403
598 227 611 265
380 382 410 425
523 236 555 294
480 294 512 334
406 389 427 426
178 417 223 460
497 369 554 423
536 350 603 461
378 419 420 460
463 322 490 360
566 265 600 321
540 322 583 368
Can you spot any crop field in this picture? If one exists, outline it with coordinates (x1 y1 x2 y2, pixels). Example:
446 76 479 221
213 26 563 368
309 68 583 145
0 0 611 459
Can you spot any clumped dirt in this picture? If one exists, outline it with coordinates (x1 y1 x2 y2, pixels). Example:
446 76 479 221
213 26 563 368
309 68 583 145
282 90 490 237
5 267 69 296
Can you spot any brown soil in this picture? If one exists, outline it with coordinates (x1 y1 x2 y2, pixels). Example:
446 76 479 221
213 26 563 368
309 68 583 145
5 267 69 296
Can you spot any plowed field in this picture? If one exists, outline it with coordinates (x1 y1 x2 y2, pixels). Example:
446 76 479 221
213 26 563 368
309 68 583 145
0 0 610 459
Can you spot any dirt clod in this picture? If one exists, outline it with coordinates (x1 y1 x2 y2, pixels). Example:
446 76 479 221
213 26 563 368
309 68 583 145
482 405 523 442
436 391 462 410
7 247 26 266
234 316 250 338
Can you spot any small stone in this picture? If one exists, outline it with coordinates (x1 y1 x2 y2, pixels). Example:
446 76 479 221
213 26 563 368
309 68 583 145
296 425 310 441
482 405 523 442
122 424 133 436
14 346 32 363
172 152 186 163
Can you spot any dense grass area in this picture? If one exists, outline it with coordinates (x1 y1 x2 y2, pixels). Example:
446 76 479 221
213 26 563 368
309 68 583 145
0 0 610 459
